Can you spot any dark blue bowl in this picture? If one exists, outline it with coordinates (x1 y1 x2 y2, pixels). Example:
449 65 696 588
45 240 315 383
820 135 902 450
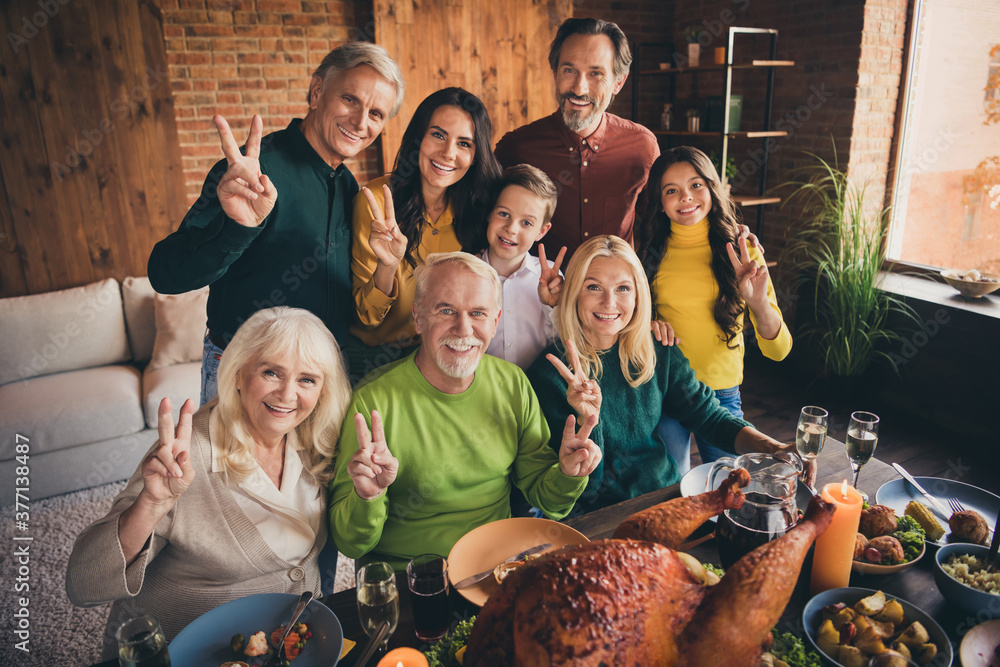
933 543 1000 620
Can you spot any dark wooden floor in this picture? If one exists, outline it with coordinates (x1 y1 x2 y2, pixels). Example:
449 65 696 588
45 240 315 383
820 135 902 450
690 352 998 495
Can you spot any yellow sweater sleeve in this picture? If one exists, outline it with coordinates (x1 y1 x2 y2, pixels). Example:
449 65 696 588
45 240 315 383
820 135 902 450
746 244 792 362
651 226 791 389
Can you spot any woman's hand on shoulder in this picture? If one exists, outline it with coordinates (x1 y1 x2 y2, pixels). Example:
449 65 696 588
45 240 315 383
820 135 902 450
651 320 680 346
558 413 602 477
140 398 196 507
347 410 399 500
545 339 601 424
537 243 567 308
737 224 764 255
364 184 408 269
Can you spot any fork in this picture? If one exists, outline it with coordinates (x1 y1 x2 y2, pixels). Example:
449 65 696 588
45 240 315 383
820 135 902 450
946 497 966 513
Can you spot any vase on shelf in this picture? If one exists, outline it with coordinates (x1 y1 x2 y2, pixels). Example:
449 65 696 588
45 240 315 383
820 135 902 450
687 43 701 67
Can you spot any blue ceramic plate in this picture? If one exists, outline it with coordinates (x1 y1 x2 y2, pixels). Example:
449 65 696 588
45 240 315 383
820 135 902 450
802 587 953 667
875 477 999 547
168 593 343 667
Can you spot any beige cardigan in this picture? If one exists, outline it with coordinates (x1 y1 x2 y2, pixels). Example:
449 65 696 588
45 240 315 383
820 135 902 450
66 407 325 659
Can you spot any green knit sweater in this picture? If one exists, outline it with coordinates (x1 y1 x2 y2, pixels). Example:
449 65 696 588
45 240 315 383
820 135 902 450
329 352 587 570
526 338 751 515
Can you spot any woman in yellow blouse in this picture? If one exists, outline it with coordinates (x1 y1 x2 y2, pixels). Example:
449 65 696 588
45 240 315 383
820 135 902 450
637 146 792 470
345 87 501 381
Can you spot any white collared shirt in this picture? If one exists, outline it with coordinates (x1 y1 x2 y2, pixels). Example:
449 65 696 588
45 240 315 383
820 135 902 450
480 249 558 369
211 425 322 564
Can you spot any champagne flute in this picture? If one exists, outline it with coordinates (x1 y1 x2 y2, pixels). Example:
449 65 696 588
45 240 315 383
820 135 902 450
846 411 880 501
795 406 828 461
796 406 828 490
356 561 399 657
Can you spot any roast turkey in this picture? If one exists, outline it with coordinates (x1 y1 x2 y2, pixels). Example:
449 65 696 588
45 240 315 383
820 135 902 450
465 469 834 666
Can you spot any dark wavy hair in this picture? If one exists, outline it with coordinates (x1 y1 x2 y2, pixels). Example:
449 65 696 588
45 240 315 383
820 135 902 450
388 87 501 266
636 146 745 348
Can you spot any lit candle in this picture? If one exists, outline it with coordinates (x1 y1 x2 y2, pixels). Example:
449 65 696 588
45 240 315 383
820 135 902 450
377 647 429 667
810 480 863 595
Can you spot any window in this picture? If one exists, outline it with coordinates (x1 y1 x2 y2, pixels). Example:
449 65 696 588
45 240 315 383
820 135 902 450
887 0 1000 273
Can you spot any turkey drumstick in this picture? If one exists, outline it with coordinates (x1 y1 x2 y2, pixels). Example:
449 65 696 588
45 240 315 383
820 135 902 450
613 468 750 547
677 494 835 666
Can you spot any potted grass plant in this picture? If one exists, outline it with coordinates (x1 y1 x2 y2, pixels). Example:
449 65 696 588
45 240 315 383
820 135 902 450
779 151 918 380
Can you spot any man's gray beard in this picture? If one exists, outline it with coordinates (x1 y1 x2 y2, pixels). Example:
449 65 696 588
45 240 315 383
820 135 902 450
561 105 598 133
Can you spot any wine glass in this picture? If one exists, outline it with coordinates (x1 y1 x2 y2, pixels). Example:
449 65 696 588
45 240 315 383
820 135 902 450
356 561 399 656
795 406 828 460
796 406 828 490
846 411 880 501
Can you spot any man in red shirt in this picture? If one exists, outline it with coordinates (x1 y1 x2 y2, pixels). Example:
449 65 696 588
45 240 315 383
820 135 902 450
495 18 659 257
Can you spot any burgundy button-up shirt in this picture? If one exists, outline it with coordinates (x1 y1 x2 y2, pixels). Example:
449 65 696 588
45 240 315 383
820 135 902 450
495 111 659 257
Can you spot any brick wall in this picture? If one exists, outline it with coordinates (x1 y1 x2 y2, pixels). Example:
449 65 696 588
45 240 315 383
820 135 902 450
846 0 909 219
575 0 900 254
156 0 383 206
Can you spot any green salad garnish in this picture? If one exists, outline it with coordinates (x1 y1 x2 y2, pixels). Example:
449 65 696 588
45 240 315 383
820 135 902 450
769 631 824 667
889 514 926 563
424 616 477 667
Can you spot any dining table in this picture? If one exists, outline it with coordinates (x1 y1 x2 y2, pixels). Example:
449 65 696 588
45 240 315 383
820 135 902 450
326 437 973 666
93 437 976 666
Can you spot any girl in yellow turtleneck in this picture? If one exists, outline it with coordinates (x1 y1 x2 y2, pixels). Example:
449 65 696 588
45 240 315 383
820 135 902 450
636 146 792 470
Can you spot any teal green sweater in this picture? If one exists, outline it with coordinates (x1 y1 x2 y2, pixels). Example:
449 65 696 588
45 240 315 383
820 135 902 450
147 119 356 345
329 352 587 570
527 339 751 515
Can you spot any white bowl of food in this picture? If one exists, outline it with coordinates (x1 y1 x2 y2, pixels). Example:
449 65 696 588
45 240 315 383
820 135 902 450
940 269 1000 298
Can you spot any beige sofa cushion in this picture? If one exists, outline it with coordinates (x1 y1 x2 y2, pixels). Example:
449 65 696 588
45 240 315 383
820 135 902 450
148 288 209 372
122 276 157 364
0 278 129 386
142 362 202 430
0 365 144 459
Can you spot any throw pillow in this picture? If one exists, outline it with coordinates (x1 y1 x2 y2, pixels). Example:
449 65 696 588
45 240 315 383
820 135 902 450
148 288 209 372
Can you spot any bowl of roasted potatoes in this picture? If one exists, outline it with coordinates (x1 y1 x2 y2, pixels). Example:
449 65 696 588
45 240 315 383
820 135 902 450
803 588 952 666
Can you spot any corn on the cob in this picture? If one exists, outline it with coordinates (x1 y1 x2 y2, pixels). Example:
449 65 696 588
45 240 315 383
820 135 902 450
904 500 945 541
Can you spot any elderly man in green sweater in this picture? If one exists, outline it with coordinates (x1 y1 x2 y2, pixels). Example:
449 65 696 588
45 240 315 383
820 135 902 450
328 252 601 570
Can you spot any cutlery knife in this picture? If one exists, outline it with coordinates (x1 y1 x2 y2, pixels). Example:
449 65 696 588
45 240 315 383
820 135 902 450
891 463 952 521
453 543 552 590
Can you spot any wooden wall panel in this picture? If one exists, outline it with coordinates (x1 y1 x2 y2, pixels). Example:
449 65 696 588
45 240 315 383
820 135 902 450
0 0 186 297
374 0 572 171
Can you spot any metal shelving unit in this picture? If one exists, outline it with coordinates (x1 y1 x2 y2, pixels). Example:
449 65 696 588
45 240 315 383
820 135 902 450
631 27 793 235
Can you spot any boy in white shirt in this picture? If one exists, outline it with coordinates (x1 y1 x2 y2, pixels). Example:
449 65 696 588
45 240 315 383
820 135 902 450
479 164 566 369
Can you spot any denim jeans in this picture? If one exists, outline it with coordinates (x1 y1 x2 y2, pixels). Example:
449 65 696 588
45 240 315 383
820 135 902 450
657 386 744 474
200 334 224 406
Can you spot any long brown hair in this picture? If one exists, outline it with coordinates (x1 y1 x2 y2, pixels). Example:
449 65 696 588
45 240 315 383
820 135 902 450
636 146 744 348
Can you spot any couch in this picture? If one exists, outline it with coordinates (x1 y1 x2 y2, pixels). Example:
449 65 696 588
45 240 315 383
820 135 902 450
0 277 206 503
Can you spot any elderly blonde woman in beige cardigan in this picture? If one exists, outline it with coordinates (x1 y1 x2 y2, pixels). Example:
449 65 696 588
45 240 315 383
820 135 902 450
66 307 352 659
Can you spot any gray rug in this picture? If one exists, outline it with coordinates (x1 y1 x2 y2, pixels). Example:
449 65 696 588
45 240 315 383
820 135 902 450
0 481 355 666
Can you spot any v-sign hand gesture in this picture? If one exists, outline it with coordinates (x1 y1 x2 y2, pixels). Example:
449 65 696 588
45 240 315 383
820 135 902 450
363 185 408 270
546 339 602 424
141 397 196 506
214 114 277 228
537 243 567 307
558 413 602 477
347 410 399 500
726 236 769 310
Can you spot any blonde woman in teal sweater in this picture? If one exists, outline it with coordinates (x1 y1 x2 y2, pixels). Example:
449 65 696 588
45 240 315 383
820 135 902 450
527 235 804 515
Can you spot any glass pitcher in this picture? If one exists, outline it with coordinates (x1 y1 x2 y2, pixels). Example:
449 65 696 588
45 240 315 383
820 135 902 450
708 452 803 568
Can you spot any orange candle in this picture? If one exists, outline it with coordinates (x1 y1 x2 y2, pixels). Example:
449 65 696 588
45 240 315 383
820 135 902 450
377 647 429 667
810 480 863 595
